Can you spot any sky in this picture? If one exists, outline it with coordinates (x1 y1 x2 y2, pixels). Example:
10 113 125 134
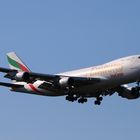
0 0 140 140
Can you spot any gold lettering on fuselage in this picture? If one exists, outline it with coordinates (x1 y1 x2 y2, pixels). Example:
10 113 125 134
90 63 123 77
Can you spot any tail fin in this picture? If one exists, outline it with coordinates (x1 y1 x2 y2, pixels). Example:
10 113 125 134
7 52 31 72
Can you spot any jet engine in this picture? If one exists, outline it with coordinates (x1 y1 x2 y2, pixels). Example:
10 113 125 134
15 71 30 81
59 77 75 88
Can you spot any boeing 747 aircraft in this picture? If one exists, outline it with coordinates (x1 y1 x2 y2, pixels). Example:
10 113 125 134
0 52 140 105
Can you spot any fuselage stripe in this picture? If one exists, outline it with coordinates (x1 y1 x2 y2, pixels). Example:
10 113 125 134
29 84 43 94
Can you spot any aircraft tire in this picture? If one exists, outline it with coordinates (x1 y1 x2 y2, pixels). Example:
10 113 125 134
94 100 101 105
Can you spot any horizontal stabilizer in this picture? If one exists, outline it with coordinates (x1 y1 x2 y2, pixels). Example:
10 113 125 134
0 67 15 73
0 82 24 88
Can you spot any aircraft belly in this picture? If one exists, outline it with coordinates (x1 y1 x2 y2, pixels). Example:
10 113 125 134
10 69 139 98
75 74 138 97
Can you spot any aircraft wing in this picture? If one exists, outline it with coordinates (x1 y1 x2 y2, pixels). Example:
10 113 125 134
0 67 104 89
0 67 58 80
0 82 24 88
0 67 14 73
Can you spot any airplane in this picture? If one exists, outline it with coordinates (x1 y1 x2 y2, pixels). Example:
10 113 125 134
0 52 140 105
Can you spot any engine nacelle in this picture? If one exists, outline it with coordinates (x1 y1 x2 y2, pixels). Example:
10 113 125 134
118 86 140 99
15 72 30 81
59 77 74 88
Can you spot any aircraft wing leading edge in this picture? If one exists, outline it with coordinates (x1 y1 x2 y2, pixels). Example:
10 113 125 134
0 67 103 89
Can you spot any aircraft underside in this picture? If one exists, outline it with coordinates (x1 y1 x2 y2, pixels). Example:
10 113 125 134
10 76 140 106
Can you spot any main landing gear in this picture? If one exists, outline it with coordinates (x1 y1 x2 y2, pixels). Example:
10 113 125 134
65 94 87 104
78 98 87 104
94 96 103 105
66 95 78 102
66 94 103 105
65 89 103 105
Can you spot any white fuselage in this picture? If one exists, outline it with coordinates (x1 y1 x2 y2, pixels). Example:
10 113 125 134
11 55 140 97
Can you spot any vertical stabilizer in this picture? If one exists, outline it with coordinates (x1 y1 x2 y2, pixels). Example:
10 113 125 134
7 52 31 72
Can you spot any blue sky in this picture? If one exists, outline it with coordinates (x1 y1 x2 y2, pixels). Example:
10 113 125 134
0 0 140 139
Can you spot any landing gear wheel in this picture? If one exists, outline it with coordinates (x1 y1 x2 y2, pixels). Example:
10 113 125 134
94 100 101 105
94 96 103 105
97 97 103 101
66 96 74 102
74 97 78 101
78 99 81 103
66 96 69 101
84 98 87 102
78 98 88 104
78 98 83 103
66 94 78 102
